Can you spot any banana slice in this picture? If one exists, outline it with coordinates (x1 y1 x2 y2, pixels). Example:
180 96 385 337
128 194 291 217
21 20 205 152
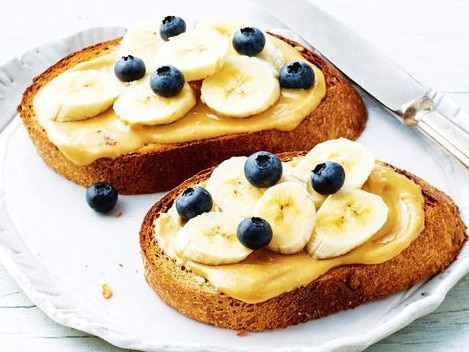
280 163 326 208
196 17 284 72
253 181 316 254
175 212 252 265
117 16 166 72
113 77 196 126
296 138 376 191
256 35 285 73
307 189 389 259
201 55 280 118
205 156 265 217
278 163 301 184
195 15 248 38
155 29 229 82
69 55 119 72
35 70 124 122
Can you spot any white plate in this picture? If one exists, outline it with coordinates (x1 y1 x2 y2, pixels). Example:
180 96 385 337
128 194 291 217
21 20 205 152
1 11 469 352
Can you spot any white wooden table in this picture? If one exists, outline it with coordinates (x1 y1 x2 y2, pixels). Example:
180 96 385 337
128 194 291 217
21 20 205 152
1 0 468 351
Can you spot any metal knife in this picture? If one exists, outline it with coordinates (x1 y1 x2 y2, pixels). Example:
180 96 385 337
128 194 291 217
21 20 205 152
253 0 469 169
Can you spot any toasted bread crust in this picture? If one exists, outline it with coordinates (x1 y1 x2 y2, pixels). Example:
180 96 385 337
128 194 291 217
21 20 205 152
139 153 467 331
18 35 367 194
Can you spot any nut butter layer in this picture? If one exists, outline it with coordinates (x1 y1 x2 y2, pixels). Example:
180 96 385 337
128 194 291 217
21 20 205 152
139 152 467 332
18 35 367 194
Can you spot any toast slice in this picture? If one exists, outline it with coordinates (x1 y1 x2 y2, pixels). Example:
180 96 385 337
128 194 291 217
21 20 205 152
18 34 367 194
139 148 466 332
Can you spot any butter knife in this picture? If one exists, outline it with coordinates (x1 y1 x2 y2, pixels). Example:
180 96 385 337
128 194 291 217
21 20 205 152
254 0 469 169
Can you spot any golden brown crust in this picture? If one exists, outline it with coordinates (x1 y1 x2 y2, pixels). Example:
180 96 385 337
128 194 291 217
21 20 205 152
18 35 367 194
139 153 467 332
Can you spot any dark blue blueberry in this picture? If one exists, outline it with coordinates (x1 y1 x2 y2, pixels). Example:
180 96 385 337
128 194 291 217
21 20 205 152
279 61 315 89
160 15 186 41
232 27 266 56
149 65 185 97
175 187 213 220
244 151 282 188
311 161 346 195
237 217 273 250
86 182 118 213
114 55 146 82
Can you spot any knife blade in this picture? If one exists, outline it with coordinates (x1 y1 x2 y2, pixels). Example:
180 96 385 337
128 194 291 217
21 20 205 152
254 0 469 168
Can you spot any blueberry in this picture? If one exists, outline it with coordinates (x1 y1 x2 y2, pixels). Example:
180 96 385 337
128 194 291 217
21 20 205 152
244 151 282 188
279 61 315 89
114 55 146 82
232 27 266 56
149 65 185 97
175 186 213 220
160 15 186 41
86 182 118 213
311 161 346 195
237 217 273 250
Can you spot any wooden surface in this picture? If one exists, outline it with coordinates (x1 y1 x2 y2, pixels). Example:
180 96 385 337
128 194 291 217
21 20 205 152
1 0 468 351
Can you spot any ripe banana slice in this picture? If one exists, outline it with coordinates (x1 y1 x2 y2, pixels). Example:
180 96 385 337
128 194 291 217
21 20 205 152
175 212 252 265
117 16 166 72
201 55 280 118
256 35 285 73
307 189 389 259
296 138 376 191
196 17 284 72
69 55 118 72
113 77 196 126
195 15 248 38
205 156 265 217
35 69 125 122
155 29 229 82
280 163 326 208
253 181 316 254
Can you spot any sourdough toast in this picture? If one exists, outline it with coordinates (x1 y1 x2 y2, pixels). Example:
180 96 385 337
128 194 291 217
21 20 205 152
139 148 466 331
18 34 366 194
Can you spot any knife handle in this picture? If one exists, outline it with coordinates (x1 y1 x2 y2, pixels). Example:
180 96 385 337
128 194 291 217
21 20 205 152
400 96 469 169
418 111 469 169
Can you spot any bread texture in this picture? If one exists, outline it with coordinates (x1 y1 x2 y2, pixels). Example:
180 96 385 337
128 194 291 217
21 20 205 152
139 152 467 332
18 35 367 195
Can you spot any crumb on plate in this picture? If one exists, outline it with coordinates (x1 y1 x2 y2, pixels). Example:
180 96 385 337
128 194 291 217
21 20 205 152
101 283 113 299
237 329 247 337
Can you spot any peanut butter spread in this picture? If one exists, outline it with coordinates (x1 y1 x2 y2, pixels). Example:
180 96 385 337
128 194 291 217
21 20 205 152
33 36 326 165
154 162 425 304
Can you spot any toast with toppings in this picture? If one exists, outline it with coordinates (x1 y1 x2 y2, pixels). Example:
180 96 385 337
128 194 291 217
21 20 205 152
18 15 367 194
139 139 466 331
